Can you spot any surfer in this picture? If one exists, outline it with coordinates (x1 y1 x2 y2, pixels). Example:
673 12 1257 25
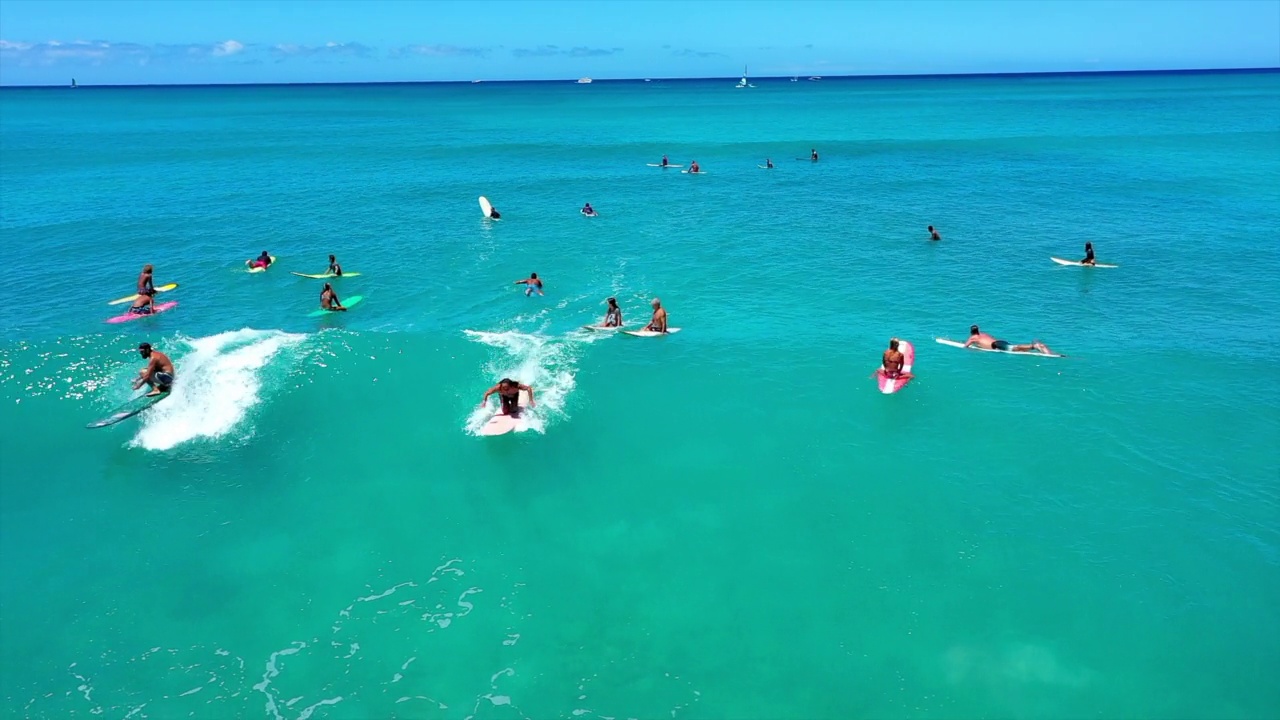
881 339 912 379
328 254 343 276
137 264 156 296
645 298 668 333
133 342 174 396
1081 242 1096 266
515 273 544 296
689 160 700 174
250 251 272 269
964 325 1055 355
928 226 942 241
128 292 155 315
765 158 774 169
320 283 347 311
581 202 597 217
480 378 535 417
602 297 623 327
810 148 818 161
661 154 669 167
488 206 501 219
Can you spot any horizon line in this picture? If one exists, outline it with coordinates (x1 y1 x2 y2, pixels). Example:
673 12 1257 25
4 65 1276 89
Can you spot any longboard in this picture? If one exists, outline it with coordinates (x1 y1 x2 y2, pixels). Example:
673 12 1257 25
583 323 626 331
478 390 531 436
621 328 682 337
581 211 599 217
646 164 683 168
757 165 774 169
680 170 706 175
479 196 495 218
876 340 915 394
86 391 169 429
291 271 362 279
106 301 178 324
307 295 364 317
935 338 1064 358
1051 256 1117 268
108 283 178 305
246 256 277 273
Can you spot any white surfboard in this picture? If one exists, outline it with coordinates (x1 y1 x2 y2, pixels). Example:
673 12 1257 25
757 165 774 169
680 170 706 175
935 338 1065 358
646 163 683 168
622 328 682 337
583 324 626 331
1051 256 1117 268
478 196 494 218
477 390 530 436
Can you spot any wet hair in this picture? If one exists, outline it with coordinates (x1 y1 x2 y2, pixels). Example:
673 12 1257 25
970 325 980 335
329 254 336 262
530 272 538 279
889 339 899 350
1085 242 1092 248
261 251 268 255
323 283 332 291
499 378 515 387
928 226 935 232
142 264 153 272
652 297 661 306
607 297 618 307
138 342 152 355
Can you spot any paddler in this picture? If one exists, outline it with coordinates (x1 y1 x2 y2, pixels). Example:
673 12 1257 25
928 225 942 241
137 264 156 296
645 297 668 333
480 378 535 417
515 272 544 296
689 160 700 174
133 342 175 396
320 282 347 311
1081 242 1096 266
581 202 597 217
250 251 272 269
327 254 343 276
963 325 1056 355
881 338 912 379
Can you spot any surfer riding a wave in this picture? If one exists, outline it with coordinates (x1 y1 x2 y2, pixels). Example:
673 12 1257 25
481 378 535 417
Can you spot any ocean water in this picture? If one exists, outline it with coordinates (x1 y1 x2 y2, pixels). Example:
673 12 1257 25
1 71 1278 719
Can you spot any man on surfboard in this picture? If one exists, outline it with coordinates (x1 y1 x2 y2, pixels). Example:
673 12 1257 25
765 158 774 169
661 154 669 167
250 251 272 269
128 292 155 315
480 379 535 417
327 255 343 276
645 298 668 333
133 342 174 396
320 283 347 312
689 160 700 174
810 148 818 161
137 264 156 296
928 226 942 241
1081 242 1095 266
515 273 543 296
581 203 597 217
881 339 912 379
964 325 1055 355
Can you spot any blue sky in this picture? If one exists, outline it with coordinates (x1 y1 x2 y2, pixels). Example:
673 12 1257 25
1 0 1277 85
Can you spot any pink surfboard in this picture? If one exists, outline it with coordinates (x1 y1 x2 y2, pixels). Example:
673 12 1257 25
875 339 914 394
106 301 178 324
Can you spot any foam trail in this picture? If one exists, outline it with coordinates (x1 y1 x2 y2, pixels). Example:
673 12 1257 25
131 329 306 451
463 329 578 435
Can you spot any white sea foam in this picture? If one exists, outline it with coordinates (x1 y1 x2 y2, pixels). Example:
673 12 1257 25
131 328 306 451
462 329 579 435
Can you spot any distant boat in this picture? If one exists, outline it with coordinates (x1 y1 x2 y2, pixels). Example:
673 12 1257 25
70 78 77 89
576 77 593 84
735 66 755 89
808 76 822 82
790 76 798 82
470 79 483 84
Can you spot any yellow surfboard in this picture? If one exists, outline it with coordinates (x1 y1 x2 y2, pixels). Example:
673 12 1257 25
107 283 178 305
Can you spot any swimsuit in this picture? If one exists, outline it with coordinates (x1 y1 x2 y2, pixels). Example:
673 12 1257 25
500 393 520 416
153 371 174 390
129 304 154 315
991 340 1012 351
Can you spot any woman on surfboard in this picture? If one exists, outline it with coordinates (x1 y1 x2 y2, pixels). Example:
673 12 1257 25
480 379 535 417
1081 242 1096 266
880 339 912 380
327 254 343 276
602 297 623 327
137 264 156 296
320 283 347 312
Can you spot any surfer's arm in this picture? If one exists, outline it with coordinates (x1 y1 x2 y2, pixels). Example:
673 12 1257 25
521 384 535 406
962 337 977 347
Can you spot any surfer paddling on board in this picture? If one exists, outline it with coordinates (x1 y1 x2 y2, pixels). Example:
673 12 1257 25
327 255 343 276
137 264 156 296
133 343 174 396
581 202 597 217
515 272 544 296
928 226 942 241
602 297 623 327
319 283 347 312
689 160 701 174
1081 242 1096 266
645 298 668 333
480 379 535 417
250 251 272 269
880 339 913 380
964 325 1056 355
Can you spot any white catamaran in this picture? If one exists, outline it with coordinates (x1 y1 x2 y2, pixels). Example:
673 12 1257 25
735 66 755 89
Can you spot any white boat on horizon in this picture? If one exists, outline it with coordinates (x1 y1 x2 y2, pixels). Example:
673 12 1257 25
735 66 755 88
577 77 593 84
808 76 822 81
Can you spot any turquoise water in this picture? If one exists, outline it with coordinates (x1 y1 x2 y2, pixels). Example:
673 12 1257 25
2 72 1279 718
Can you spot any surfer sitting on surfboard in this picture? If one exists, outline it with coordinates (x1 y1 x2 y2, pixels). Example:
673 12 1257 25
128 292 155 315
645 298 668 333
137 264 156 296
250 251 272 269
810 148 818 161
765 158 774 169
515 273 544 296
964 325 1055 355
928 226 941 241
881 339 913 379
481 379 535 417
133 342 175 397
320 283 347 312
581 203 597 217
1081 242 1095 266
602 297 623 327
688 160 700 174
327 255 343 276
661 154 669 167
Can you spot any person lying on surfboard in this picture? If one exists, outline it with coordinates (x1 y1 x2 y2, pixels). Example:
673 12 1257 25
1081 242 1095 266
137 264 156 296
133 342 174 397
645 298 668 333
515 273 544 296
928 226 941 241
581 203 597 217
320 283 347 312
250 251 272 269
881 339 913 379
964 325 1055 355
128 292 155 315
327 254 343 276
480 379 535 417
603 297 623 327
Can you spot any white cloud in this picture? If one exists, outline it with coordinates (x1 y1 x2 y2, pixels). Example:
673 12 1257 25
213 40 245 57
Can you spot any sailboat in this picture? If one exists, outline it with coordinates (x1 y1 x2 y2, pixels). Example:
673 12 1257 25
70 78 78 89
735 66 755 89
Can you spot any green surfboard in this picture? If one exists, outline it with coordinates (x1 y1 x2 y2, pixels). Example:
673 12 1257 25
307 295 363 317
290 271 362 279
86 391 169 429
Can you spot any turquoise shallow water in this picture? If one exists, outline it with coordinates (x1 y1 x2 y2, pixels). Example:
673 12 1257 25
2 72 1279 718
